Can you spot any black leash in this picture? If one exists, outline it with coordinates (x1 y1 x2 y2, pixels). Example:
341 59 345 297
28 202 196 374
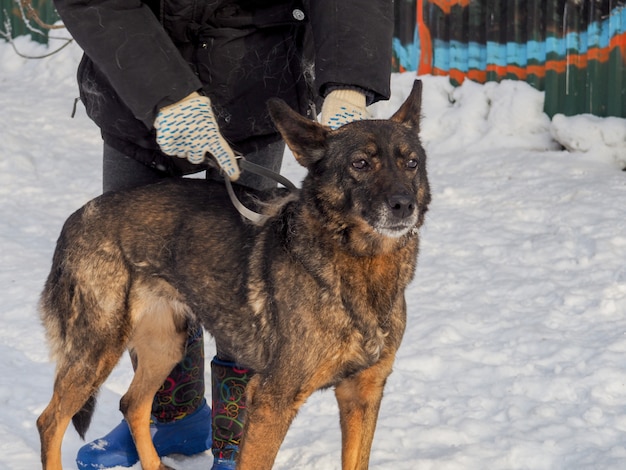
223 156 298 224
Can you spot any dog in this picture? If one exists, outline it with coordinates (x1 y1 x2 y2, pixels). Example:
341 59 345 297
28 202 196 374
37 80 430 470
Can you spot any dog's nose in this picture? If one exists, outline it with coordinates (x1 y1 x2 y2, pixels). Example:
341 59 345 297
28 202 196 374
387 193 415 219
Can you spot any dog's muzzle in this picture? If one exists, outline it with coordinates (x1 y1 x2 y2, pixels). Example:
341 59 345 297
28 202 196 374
371 193 419 238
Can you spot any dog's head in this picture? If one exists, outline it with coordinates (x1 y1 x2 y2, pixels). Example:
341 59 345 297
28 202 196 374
268 81 430 253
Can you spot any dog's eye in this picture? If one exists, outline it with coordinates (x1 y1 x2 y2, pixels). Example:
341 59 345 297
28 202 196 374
352 159 369 171
406 159 419 169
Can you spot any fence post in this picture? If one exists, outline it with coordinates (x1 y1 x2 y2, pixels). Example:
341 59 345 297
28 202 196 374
526 0 545 89
606 0 626 117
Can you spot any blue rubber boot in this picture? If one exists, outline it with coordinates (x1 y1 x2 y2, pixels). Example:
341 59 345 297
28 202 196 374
76 399 212 468
77 327 210 469
212 456 237 470
210 357 252 470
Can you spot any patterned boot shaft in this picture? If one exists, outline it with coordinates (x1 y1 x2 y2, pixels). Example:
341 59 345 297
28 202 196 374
151 326 206 422
211 357 251 462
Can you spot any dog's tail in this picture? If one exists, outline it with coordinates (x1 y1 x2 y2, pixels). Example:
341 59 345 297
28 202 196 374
72 395 97 439
39 207 132 439
38 253 103 439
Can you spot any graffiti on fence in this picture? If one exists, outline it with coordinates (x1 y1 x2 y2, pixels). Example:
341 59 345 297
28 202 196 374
393 0 626 117
429 0 470 14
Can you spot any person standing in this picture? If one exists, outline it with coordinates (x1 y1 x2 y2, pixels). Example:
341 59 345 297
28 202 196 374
51 0 394 468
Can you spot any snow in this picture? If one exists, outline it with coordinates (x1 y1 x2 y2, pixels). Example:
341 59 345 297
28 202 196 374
1 35 626 470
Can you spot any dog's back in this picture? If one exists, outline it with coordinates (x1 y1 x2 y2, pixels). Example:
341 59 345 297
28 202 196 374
39 179 263 366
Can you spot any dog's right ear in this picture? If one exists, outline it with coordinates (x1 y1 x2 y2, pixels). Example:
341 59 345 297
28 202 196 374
267 98 328 168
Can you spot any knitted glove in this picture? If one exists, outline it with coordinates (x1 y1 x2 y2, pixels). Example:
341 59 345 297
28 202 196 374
154 92 240 180
320 89 369 130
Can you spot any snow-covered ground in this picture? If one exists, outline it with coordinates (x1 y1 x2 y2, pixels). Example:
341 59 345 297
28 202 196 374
1 35 626 469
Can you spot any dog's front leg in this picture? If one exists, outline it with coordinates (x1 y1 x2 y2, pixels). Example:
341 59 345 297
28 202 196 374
335 352 396 470
236 374 304 470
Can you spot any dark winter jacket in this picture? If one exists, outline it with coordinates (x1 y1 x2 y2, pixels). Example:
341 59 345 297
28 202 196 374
53 0 394 175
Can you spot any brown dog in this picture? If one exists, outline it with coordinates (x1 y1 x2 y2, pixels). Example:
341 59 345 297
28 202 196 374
37 80 430 470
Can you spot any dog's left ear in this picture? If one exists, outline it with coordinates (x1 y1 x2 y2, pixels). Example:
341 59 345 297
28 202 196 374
268 98 328 168
389 80 423 131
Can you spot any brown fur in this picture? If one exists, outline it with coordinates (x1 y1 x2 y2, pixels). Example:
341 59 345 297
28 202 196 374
37 80 430 470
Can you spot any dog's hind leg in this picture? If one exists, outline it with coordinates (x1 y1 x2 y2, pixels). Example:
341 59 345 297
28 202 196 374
334 352 396 470
37 347 126 470
120 281 190 470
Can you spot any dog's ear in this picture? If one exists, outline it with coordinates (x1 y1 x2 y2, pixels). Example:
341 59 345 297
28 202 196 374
390 80 423 131
268 98 328 168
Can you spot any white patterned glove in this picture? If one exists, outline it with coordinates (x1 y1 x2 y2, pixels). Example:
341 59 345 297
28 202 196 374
154 92 240 180
320 89 369 130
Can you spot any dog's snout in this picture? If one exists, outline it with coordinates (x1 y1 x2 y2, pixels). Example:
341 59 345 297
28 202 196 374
387 193 415 219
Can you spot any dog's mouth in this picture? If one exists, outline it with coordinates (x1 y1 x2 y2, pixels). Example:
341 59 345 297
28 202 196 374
355 193 420 238
373 219 418 238
369 209 419 239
